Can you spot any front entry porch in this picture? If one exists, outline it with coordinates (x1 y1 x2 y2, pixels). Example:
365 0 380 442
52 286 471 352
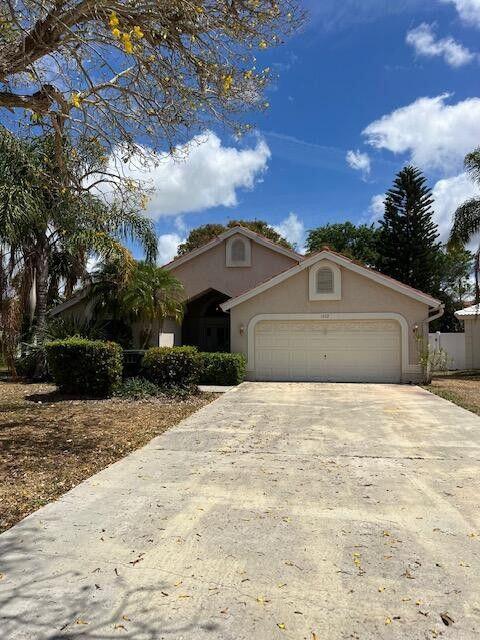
181 289 231 352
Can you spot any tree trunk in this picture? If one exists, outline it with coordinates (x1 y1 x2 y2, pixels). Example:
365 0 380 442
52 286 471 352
475 250 480 304
141 323 153 350
31 242 50 380
33 246 49 347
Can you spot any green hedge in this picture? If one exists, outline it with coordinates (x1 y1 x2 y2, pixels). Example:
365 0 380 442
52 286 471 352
45 338 123 397
199 352 246 385
142 346 201 388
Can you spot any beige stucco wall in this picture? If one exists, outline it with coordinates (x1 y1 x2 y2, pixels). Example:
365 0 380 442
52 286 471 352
54 236 298 348
229 260 430 382
169 235 299 300
464 318 480 369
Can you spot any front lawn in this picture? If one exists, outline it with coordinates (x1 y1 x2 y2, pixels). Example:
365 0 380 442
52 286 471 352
0 381 216 533
424 370 480 416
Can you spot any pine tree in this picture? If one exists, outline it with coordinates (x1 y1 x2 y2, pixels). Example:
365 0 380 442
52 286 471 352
378 166 440 293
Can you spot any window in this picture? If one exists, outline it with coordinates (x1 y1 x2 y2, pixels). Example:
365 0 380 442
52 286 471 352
316 268 334 294
309 261 341 300
226 235 251 267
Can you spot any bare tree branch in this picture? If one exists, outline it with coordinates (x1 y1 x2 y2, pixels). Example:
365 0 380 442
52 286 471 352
0 1 304 159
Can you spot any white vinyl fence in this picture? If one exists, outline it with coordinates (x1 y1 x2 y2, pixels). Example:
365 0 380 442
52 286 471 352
428 332 466 370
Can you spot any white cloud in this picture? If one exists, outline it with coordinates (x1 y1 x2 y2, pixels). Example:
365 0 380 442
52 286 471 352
432 172 480 241
109 131 271 219
369 194 385 223
157 233 185 265
363 94 480 173
156 216 188 264
441 0 480 28
273 213 306 253
305 0 426 32
406 23 475 67
346 149 371 176
173 216 188 235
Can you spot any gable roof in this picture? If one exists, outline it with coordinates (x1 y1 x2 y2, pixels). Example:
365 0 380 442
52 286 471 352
49 287 89 316
162 226 303 270
221 248 442 311
455 303 480 318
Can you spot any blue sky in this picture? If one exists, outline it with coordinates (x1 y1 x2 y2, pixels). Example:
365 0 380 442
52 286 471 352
137 0 480 261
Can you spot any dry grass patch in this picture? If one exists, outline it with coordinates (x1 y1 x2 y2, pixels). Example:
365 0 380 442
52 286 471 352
0 381 217 532
424 371 480 416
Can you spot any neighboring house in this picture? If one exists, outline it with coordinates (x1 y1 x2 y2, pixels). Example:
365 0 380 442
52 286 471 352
52 225 443 383
455 304 480 369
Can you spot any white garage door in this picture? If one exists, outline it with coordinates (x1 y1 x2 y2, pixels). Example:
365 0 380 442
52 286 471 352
254 320 402 383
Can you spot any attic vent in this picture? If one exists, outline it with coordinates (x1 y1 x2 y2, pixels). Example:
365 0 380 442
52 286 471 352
316 268 334 294
231 238 246 262
226 235 251 267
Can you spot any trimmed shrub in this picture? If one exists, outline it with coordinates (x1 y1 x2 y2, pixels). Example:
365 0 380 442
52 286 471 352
142 346 201 389
45 338 123 397
114 377 160 400
199 352 246 385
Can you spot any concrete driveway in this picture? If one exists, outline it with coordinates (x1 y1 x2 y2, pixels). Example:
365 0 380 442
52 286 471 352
1 383 480 639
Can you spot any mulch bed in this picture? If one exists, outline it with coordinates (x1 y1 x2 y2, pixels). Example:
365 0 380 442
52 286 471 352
0 381 216 533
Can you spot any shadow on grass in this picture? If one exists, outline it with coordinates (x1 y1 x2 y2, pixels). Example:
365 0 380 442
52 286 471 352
432 369 480 382
25 389 106 403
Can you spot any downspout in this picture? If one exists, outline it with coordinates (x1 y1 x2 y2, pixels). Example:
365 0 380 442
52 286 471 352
423 303 445 327
414 303 445 335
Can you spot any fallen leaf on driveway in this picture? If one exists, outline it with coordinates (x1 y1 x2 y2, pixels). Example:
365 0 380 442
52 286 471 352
277 622 286 630
129 554 144 566
440 613 454 626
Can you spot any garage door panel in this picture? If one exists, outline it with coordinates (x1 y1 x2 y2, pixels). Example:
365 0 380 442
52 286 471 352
254 320 401 383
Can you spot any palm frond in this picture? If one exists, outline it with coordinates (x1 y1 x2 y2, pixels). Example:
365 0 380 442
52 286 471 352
449 198 480 248
104 207 158 263
465 149 480 184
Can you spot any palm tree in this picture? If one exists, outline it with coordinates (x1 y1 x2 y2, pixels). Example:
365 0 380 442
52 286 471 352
449 149 480 301
0 130 157 362
121 262 184 348
90 260 184 349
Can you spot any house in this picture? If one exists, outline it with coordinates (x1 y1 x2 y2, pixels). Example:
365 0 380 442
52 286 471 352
455 304 480 369
52 225 443 383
